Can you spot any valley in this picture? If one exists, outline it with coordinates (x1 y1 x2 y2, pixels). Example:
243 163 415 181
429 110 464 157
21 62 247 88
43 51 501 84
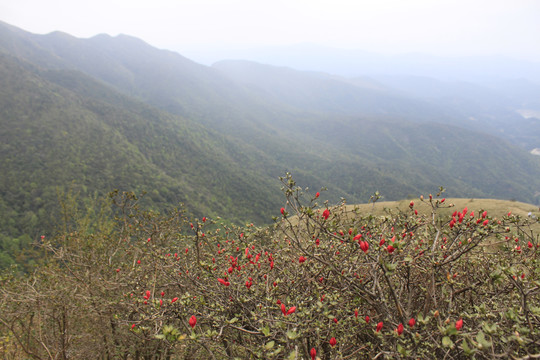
1 20 540 270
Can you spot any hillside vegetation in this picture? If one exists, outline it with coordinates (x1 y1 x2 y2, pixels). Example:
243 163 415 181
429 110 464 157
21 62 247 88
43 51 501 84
1 20 540 272
1 176 538 359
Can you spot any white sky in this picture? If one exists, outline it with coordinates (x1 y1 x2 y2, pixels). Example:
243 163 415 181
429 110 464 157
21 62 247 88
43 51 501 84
2 0 540 62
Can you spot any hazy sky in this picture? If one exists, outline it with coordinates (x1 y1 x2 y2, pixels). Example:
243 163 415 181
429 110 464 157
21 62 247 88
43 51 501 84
2 0 540 62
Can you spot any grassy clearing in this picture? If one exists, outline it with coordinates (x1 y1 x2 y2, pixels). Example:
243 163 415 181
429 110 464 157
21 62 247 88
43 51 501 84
286 198 540 232
341 198 540 234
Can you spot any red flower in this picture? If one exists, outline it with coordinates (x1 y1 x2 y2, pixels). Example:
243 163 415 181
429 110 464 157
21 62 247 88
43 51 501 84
455 318 463 331
482 211 487 218
310 348 317 360
322 209 330 220
329 337 337 347
315 192 320 198
359 241 369 253
281 304 296 316
397 323 404 335
354 309 359 318
528 241 533 248
299 256 306 263
333 318 338 324
218 278 230 286
408 318 415 328
387 245 395 253
409 201 414 208
280 207 285 215
171 297 178 304
482 219 489 226
365 315 370 323
144 290 151 300
189 315 197 328
202 217 207 222
376 321 383 332
286 306 296 316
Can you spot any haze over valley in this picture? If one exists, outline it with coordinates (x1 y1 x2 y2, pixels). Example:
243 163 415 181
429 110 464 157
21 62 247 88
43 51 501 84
1 1 540 269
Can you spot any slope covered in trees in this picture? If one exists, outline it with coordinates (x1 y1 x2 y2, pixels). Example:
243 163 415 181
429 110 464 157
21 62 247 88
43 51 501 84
1 20 540 270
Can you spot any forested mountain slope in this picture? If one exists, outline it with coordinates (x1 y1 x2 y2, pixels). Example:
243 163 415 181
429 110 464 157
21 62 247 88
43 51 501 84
1 20 540 270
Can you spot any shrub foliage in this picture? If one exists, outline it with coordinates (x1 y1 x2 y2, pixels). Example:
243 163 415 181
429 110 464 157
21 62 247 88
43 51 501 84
1 174 539 359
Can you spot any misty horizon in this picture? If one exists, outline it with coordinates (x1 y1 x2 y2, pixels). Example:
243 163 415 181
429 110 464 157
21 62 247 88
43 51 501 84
2 18 539 85
2 0 540 63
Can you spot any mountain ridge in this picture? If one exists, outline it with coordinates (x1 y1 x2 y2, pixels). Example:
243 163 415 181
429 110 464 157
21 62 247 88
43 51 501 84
1 20 540 270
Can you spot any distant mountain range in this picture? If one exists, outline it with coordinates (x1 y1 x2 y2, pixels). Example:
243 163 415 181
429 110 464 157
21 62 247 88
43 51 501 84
1 20 540 268
181 42 540 82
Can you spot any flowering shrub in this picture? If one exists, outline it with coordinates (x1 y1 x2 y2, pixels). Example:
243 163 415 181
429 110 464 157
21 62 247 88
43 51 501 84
1 175 539 359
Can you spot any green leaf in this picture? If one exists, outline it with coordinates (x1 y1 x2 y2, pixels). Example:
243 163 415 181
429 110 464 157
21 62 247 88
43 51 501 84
163 324 174 334
461 339 475 356
264 341 275 350
442 336 453 348
482 322 497 334
505 308 517 320
261 325 270 337
397 344 409 356
475 331 492 349
287 330 299 340
446 325 458 336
